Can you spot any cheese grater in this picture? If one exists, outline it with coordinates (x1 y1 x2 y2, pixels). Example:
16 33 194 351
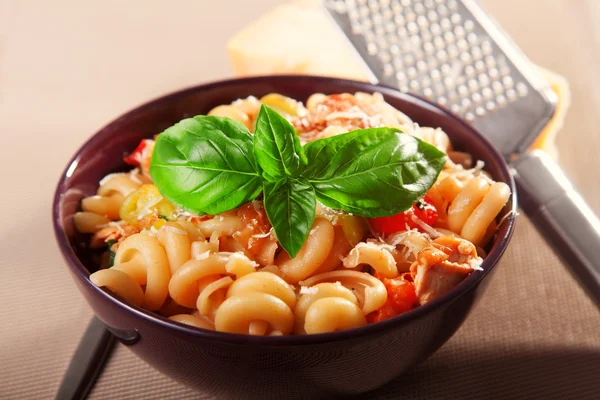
323 0 600 307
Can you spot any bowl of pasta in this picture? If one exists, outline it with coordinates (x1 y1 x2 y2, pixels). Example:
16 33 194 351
53 75 516 399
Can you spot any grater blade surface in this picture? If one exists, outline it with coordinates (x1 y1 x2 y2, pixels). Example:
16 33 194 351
322 0 556 156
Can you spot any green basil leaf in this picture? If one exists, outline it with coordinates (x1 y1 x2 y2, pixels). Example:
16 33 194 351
263 177 316 258
303 128 446 217
254 105 307 181
107 239 116 268
150 116 262 215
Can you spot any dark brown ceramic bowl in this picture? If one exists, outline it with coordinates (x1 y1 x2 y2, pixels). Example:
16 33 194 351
53 76 516 399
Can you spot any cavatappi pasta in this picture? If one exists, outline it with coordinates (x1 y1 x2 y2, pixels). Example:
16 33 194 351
76 92 511 335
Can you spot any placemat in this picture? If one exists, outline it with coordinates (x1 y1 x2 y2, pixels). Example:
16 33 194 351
1 0 599 399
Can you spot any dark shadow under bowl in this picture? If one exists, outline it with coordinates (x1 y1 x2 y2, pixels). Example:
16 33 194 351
53 75 517 400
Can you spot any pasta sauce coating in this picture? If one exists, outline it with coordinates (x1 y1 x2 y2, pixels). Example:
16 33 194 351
81 91 511 335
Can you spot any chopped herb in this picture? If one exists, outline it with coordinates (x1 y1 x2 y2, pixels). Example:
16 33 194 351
107 239 116 268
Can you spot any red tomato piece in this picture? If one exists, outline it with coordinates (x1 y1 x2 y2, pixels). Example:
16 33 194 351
368 195 438 236
367 274 417 323
123 139 151 167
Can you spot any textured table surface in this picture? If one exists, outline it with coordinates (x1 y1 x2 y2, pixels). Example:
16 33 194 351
1 0 599 399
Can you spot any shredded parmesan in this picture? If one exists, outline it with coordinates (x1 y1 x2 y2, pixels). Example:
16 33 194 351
358 240 396 252
194 251 211 260
107 221 125 235
410 214 443 238
469 257 484 271
137 196 163 220
129 168 143 184
251 199 262 212
325 110 370 121
251 227 273 239
159 225 187 235
299 286 319 295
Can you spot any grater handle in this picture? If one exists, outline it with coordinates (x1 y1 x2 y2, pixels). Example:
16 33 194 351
512 150 600 308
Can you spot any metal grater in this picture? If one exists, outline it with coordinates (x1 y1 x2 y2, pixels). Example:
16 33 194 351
322 0 556 156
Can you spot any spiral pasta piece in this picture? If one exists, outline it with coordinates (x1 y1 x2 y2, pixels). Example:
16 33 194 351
98 172 143 198
81 193 123 220
112 253 146 285
73 212 110 234
226 271 296 309
214 292 294 335
300 271 387 314
176 220 205 241
342 242 399 278
294 283 358 334
304 297 366 334
225 252 258 277
460 182 511 245
208 105 252 130
191 239 218 258
447 176 491 233
276 218 335 283
112 233 171 310
313 225 353 275
196 276 234 319
197 215 243 237
169 314 215 330
168 253 229 308
89 269 144 307
156 222 191 274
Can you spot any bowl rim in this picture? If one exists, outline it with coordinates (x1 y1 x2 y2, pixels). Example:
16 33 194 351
52 74 517 345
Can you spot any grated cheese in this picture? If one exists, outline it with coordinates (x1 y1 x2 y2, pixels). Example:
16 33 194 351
194 251 211 260
325 110 369 121
128 168 143 185
251 227 273 239
251 199 262 212
107 221 125 235
159 225 187 235
299 286 319 295
137 196 163 220
357 240 396 252
469 257 484 271
410 214 443 238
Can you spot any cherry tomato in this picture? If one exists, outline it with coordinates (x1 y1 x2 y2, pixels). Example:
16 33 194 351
367 274 417 323
368 195 438 236
123 139 152 167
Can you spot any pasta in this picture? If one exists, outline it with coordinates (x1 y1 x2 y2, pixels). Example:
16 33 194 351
79 91 511 335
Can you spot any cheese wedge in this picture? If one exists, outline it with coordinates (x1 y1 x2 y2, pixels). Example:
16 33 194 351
227 4 368 80
227 1 570 157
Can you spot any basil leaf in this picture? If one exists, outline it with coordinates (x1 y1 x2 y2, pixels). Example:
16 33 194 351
303 128 446 217
254 105 307 181
107 239 116 268
263 177 316 258
150 116 262 215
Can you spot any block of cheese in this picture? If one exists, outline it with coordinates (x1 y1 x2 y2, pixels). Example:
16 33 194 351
227 3 369 80
227 1 570 157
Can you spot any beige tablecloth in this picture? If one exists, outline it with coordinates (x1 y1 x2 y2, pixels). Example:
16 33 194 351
1 1 599 399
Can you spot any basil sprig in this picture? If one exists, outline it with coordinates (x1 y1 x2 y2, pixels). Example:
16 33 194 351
150 105 446 257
